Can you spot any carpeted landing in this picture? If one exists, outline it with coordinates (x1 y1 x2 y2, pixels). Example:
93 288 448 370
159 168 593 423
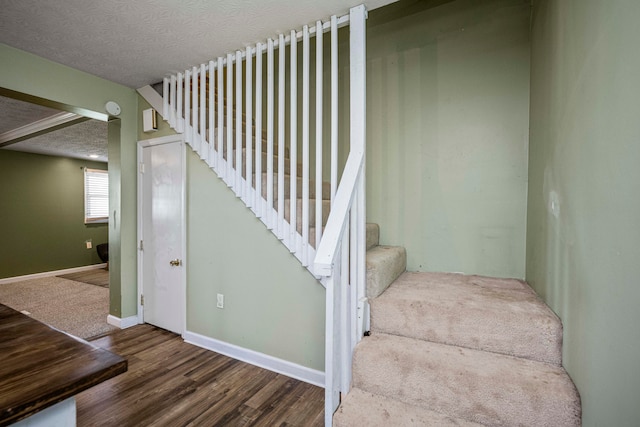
334 225 581 426
0 275 117 339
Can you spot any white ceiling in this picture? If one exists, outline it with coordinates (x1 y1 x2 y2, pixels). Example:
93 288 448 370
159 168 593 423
0 0 396 162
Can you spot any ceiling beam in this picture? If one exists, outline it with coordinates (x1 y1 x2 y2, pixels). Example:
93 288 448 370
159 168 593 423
0 112 89 148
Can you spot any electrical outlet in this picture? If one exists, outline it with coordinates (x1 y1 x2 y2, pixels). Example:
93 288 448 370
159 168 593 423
85 239 92 249
216 293 224 309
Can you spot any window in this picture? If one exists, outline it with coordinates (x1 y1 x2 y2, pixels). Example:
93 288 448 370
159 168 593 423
84 168 109 223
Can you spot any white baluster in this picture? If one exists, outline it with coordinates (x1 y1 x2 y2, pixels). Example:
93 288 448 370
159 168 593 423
246 46 253 209
184 69 191 144
217 57 224 177
177 72 184 133
162 77 169 122
236 50 243 199
331 15 338 203
278 33 286 241
200 63 207 163
208 61 215 169
266 38 274 230
226 53 233 188
192 66 199 153
289 29 299 252
315 20 324 253
302 25 310 266
255 44 263 219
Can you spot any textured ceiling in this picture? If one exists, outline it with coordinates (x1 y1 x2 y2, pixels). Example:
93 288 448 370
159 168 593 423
0 97 62 134
0 0 396 162
0 96 108 162
0 0 396 89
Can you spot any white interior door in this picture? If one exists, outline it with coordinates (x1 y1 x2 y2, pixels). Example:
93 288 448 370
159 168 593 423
140 137 184 334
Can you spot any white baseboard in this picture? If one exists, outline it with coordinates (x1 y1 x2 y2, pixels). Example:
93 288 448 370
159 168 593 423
183 330 325 388
107 314 139 329
0 263 108 285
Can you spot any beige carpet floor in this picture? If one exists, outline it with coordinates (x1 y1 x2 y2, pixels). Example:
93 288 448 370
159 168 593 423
0 276 117 339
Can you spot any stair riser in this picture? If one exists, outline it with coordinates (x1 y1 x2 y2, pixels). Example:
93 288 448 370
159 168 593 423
366 223 380 251
257 173 330 200
228 149 305 177
366 246 406 299
283 199 331 234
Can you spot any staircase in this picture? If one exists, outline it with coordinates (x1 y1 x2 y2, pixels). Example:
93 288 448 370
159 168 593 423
336 235 582 426
157 8 581 423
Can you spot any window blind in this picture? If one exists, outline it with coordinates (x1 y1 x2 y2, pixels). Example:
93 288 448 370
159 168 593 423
84 168 109 223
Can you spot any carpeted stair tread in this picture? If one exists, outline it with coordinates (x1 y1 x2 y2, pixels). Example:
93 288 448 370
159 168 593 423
334 388 485 427
283 198 332 234
366 246 406 299
370 271 562 365
352 333 581 427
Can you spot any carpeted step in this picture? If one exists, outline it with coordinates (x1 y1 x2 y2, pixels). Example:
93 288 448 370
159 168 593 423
309 223 380 250
334 388 485 427
366 246 406 299
366 223 379 250
370 272 563 365
259 172 331 201
237 149 304 176
283 199 332 234
352 333 581 427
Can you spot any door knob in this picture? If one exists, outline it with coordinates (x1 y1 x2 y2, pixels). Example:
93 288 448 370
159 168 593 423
169 259 182 267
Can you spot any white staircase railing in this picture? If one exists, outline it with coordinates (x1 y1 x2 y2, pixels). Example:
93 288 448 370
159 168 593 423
161 5 367 425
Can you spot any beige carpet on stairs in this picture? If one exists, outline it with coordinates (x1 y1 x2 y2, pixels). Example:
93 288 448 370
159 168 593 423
0 276 117 339
335 267 581 426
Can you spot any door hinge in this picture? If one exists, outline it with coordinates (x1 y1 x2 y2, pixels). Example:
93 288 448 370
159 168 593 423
140 295 144 306
139 239 144 250
139 162 145 174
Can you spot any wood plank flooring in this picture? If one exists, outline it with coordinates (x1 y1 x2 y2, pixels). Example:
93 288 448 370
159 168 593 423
76 324 324 426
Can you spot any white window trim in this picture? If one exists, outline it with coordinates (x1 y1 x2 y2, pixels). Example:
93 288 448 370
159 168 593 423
84 168 109 224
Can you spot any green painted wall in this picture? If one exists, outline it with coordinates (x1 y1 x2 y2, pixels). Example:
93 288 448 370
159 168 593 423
367 0 531 277
186 149 325 370
0 151 108 278
527 1 640 425
0 43 138 318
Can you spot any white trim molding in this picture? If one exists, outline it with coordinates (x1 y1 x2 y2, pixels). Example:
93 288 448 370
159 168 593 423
183 331 325 388
107 314 139 329
0 263 108 285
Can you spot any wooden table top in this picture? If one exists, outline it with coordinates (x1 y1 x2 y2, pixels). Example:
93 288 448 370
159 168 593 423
0 304 127 426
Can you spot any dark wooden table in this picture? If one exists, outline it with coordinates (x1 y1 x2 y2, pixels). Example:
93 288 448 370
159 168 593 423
0 304 127 426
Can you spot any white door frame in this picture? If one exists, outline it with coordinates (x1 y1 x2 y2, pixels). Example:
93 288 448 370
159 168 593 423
137 134 186 336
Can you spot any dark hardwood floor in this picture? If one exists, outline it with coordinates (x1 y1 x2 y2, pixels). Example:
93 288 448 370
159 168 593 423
77 324 324 426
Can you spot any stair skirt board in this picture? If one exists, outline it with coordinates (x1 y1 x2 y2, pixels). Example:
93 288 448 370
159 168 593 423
183 330 325 388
